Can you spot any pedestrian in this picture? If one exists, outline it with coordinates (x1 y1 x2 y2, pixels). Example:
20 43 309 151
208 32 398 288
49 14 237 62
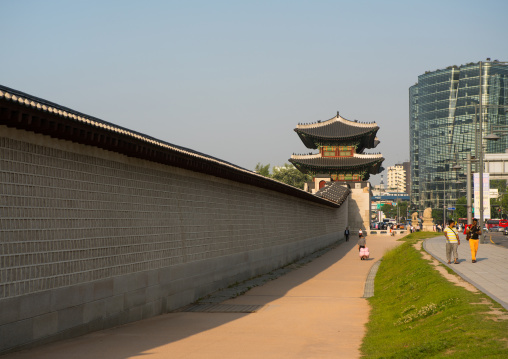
358 233 366 251
467 219 481 263
344 227 350 242
444 220 460 264
358 228 363 238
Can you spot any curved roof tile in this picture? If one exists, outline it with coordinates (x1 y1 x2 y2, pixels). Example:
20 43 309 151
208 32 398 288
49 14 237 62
315 182 351 205
294 114 379 149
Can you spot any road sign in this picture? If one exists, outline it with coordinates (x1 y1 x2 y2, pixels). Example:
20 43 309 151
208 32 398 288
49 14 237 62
447 207 456 211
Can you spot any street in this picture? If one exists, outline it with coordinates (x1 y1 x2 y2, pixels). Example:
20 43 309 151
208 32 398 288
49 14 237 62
483 231 508 249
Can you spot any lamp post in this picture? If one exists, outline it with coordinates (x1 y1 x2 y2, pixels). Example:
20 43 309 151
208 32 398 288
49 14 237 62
476 59 508 243
475 103 508 243
442 160 462 225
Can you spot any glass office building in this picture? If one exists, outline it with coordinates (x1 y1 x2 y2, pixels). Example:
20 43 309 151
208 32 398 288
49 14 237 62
410 61 508 212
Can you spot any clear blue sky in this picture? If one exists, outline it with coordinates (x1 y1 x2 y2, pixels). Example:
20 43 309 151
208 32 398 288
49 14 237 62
3 0 508 185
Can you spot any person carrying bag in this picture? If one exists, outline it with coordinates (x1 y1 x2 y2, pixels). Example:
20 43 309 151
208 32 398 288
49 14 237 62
444 220 460 264
468 219 481 263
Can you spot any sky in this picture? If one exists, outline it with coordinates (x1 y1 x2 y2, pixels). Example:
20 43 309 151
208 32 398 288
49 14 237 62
3 0 508 185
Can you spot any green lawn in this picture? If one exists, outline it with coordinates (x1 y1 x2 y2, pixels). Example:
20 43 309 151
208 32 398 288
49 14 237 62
361 232 508 358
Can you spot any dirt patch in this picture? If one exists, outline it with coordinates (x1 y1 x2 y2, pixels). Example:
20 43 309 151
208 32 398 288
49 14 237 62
415 241 508 322
413 242 478 293
472 298 508 321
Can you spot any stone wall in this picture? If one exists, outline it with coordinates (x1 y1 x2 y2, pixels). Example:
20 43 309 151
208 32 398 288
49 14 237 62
0 126 347 353
347 181 371 233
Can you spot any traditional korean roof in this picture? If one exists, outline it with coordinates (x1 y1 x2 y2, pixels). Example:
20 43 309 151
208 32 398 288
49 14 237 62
315 182 351 205
289 153 384 174
0 84 343 208
294 114 379 151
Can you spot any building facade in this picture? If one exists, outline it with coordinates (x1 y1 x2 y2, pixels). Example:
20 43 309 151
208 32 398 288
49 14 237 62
387 164 407 193
410 61 508 210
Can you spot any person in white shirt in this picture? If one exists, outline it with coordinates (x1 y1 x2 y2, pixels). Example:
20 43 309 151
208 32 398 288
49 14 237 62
444 220 460 264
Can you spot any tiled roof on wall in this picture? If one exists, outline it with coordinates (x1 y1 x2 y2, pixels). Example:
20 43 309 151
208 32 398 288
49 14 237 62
315 182 351 205
0 84 341 208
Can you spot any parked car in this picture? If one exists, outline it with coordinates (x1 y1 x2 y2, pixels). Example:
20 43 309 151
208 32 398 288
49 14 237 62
489 226 500 232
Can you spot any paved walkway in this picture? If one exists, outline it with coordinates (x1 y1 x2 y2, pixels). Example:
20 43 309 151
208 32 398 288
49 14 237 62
3 234 403 359
424 232 508 311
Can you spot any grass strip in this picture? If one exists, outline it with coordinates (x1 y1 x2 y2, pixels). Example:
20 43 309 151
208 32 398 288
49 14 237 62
361 232 508 358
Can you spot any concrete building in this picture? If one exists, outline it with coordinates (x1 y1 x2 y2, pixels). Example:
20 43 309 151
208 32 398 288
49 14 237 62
387 164 407 193
410 61 508 210
485 151 508 181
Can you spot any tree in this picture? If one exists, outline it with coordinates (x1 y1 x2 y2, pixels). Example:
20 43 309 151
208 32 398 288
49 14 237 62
254 163 271 177
396 201 409 221
432 209 444 225
455 196 467 219
490 179 506 192
380 203 397 219
271 163 311 190
490 180 508 219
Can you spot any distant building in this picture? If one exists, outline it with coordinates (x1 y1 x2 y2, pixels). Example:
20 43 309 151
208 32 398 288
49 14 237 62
409 61 508 210
387 164 407 193
484 151 508 181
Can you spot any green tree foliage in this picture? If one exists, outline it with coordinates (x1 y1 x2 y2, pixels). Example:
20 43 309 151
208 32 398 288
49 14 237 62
490 179 506 192
396 201 409 221
490 180 508 218
455 196 467 219
271 163 311 190
254 163 271 177
432 209 444 225
381 203 397 219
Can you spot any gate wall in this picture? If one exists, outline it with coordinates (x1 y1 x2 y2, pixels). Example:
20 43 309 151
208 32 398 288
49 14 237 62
0 126 348 353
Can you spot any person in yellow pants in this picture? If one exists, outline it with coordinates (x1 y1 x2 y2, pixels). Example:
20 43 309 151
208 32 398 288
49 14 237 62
468 219 481 263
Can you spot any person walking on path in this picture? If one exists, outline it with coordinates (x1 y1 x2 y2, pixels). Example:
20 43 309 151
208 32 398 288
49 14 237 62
358 233 366 251
344 227 350 242
467 218 481 263
358 228 363 238
444 219 460 264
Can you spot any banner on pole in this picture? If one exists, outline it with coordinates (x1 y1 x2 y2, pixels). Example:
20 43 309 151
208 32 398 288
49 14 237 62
473 173 490 220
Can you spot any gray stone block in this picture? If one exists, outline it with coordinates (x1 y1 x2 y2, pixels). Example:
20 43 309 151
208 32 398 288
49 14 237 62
113 272 147 296
93 279 113 300
33 312 58 340
0 297 20 325
0 318 32 351
58 305 84 332
51 284 94 311
19 291 51 321
127 306 143 323
145 270 159 287
145 285 161 303
141 302 157 319
124 288 146 308
158 266 172 285
105 295 124 316
83 300 106 323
